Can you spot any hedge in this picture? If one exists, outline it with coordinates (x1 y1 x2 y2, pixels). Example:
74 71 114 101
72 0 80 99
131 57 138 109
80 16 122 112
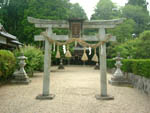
107 59 150 78
0 50 16 80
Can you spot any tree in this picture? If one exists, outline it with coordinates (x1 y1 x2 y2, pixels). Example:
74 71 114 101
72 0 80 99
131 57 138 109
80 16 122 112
0 0 87 44
0 0 10 7
69 3 87 19
21 0 87 44
127 0 148 10
122 5 150 35
135 30 150 58
91 0 121 20
21 0 71 43
111 39 140 58
108 19 136 43
0 0 28 40
110 30 150 59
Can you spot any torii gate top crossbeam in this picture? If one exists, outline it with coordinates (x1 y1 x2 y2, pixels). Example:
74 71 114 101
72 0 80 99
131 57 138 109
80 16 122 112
28 17 125 29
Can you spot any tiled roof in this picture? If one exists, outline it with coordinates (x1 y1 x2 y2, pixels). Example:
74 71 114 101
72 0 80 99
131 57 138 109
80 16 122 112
0 31 17 40
0 23 16 40
0 23 22 46
11 40 22 45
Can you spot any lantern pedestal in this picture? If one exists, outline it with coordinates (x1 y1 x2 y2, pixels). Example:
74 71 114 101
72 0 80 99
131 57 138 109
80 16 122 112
109 53 131 86
12 71 31 84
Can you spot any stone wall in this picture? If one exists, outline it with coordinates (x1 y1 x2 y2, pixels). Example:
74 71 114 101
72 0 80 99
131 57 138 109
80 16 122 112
108 68 150 96
127 73 150 95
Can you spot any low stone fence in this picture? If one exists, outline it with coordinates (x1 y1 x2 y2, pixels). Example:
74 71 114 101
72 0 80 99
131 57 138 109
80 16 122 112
108 68 150 96
127 73 150 95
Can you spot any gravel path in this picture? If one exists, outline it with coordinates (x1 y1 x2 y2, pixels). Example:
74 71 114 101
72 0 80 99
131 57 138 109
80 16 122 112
0 66 150 113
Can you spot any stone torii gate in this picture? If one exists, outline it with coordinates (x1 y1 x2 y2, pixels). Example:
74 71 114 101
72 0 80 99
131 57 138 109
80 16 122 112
28 17 124 100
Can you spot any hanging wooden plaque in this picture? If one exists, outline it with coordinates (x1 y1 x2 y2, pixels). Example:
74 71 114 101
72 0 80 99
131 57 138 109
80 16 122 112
68 18 84 38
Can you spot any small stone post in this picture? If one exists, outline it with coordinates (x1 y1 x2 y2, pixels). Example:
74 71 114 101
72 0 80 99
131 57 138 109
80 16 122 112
12 53 30 84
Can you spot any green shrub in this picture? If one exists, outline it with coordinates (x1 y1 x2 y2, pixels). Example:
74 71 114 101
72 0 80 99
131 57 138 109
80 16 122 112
107 59 115 69
121 59 133 73
131 59 150 78
0 50 16 80
107 59 150 78
14 45 44 76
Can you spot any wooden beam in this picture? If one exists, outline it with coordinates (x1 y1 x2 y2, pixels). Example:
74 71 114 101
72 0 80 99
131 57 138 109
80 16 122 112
84 18 125 25
83 25 116 29
28 17 125 29
35 24 69 28
34 34 68 41
82 35 116 41
28 17 68 24
28 17 69 28
34 34 116 42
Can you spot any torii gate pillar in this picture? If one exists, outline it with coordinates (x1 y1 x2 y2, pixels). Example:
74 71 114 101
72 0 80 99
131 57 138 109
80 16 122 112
95 28 114 100
36 27 55 100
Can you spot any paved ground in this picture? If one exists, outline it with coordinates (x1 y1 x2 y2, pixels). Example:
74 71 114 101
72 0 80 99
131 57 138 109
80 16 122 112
0 66 150 113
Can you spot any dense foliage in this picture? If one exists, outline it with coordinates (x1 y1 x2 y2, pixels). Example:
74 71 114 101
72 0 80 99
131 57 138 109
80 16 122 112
69 3 87 19
112 30 150 59
0 0 150 60
91 0 121 20
107 59 150 78
122 5 149 34
91 0 150 59
136 30 150 58
108 19 136 43
14 45 44 76
127 0 148 10
0 0 87 44
0 50 16 80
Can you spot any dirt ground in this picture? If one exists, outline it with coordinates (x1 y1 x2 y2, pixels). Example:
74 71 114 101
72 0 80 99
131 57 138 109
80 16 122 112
0 66 150 113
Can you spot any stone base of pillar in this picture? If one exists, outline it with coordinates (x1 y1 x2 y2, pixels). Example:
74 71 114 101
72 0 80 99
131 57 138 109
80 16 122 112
94 63 100 70
58 64 64 69
11 71 31 84
36 94 55 100
95 94 114 100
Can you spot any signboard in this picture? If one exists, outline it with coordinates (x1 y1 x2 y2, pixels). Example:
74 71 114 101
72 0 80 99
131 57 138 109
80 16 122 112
69 18 84 38
71 22 81 38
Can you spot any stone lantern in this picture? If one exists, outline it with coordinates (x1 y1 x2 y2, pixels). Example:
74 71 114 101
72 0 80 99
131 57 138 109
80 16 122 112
95 62 100 70
12 53 30 84
58 58 64 69
109 53 129 86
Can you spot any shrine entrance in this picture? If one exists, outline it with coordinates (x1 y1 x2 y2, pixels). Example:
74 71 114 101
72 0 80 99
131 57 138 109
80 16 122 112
28 17 124 100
